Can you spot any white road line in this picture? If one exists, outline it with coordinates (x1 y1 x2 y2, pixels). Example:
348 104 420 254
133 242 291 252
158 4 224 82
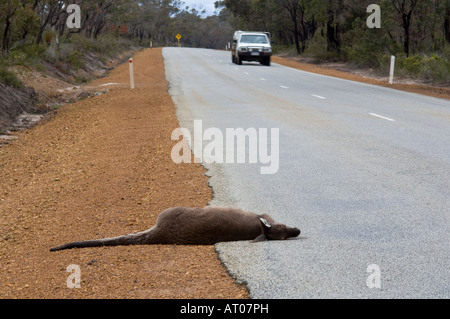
260 78 266 81
312 94 326 99
369 113 396 122
244 72 250 75
280 85 289 89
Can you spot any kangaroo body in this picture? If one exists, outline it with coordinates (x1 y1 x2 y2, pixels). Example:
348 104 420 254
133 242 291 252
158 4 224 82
50 206 300 251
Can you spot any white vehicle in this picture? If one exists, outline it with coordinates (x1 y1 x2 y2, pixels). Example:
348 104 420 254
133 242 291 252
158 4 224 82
232 31 272 66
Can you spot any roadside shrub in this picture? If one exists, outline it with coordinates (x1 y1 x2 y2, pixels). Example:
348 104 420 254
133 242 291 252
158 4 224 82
92 34 119 55
93 33 132 56
341 18 392 68
67 51 84 70
6 50 28 66
65 33 133 58
22 44 46 60
345 45 382 68
272 44 300 57
398 54 423 76
8 44 46 65
395 52 449 83
421 53 449 83
66 34 95 52
0 62 24 88
304 33 340 62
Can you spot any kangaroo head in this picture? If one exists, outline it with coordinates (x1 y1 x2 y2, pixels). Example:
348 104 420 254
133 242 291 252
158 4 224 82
256 218 301 242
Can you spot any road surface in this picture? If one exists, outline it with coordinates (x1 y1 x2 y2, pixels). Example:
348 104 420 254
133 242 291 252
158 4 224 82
163 47 450 298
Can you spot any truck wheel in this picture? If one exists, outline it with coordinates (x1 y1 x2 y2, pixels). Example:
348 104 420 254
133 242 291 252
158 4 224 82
262 57 271 66
237 56 242 65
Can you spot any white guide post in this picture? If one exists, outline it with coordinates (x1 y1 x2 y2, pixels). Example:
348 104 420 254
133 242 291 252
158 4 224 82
129 57 135 89
389 55 396 85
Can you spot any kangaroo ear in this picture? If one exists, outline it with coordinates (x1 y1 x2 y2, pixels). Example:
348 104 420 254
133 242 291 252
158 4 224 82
252 218 272 243
259 218 272 231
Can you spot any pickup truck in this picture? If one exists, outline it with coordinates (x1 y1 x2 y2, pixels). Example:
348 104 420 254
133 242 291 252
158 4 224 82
231 31 272 66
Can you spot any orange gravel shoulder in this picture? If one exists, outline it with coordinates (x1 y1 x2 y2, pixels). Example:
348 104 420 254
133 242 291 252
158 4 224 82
272 56 450 100
0 48 249 299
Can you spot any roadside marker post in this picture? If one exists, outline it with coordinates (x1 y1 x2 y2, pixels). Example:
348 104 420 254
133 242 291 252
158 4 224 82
176 34 182 47
389 55 396 85
129 57 135 89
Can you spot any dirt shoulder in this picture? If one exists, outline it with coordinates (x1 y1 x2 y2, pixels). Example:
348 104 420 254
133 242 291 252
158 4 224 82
273 56 450 101
0 48 249 299
0 50 136 139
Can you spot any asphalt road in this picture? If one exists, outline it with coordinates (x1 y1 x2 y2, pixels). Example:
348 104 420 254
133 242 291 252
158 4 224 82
163 47 450 298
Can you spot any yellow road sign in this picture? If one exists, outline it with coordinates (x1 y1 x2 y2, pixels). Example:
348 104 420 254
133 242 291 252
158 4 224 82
176 34 182 40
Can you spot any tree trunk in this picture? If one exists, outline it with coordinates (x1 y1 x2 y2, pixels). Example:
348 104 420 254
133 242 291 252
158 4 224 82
2 19 12 54
402 12 411 56
2 3 18 54
326 16 340 52
36 4 61 45
445 5 450 43
282 0 301 54
293 17 301 54
392 0 418 56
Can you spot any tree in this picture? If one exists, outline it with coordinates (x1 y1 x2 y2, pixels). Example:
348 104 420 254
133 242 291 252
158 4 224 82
34 0 67 44
279 0 302 53
445 1 450 43
1 0 20 54
391 0 419 56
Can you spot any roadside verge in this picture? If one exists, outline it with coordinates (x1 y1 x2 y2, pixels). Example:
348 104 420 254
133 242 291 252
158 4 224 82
0 48 249 299
273 56 450 100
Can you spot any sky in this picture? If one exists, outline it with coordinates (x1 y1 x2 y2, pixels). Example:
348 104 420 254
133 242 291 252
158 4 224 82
182 0 218 16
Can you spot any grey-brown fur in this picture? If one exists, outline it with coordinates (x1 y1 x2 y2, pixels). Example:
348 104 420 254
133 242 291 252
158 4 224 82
50 206 301 251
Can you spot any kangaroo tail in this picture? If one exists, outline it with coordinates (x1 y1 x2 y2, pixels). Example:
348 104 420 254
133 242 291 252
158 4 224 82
50 232 147 252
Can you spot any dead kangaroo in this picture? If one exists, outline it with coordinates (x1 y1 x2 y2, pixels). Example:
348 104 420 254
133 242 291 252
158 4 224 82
50 206 300 251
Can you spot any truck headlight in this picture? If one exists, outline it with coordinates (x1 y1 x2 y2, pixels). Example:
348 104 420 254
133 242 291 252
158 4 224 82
239 47 248 52
263 48 272 53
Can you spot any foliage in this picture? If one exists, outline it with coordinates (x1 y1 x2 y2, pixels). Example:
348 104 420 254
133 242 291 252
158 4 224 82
395 51 450 83
0 0 449 84
0 61 23 88
220 0 450 82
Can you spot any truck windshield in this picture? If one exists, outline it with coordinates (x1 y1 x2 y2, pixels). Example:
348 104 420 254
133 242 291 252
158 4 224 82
240 35 268 44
